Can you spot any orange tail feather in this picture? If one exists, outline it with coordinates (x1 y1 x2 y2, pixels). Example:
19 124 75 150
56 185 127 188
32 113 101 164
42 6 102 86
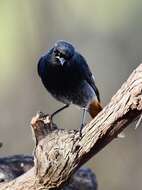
88 100 102 118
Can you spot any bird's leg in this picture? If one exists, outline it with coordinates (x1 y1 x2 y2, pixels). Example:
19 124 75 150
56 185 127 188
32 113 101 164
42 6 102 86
79 108 87 137
51 104 69 120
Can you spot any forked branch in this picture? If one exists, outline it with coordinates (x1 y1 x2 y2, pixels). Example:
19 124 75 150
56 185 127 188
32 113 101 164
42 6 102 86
0 64 142 190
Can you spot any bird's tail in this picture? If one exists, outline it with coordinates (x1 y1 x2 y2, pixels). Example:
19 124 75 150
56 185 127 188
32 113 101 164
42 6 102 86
88 100 102 118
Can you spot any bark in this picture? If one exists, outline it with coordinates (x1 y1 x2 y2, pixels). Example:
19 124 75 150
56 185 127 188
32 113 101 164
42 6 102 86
0 64 142 190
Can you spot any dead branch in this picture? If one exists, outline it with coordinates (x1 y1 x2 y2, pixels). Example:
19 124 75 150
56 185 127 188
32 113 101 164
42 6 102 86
0 64 142 190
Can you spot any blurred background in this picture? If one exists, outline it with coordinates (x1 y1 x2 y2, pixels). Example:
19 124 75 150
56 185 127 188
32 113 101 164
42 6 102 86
0 0 142 189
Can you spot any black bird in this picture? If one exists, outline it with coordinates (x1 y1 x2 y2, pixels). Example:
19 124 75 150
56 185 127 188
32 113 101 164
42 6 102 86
38 40 102 132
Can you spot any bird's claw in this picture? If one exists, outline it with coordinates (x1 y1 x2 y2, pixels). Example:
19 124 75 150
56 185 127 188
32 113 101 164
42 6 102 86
79 124 84 138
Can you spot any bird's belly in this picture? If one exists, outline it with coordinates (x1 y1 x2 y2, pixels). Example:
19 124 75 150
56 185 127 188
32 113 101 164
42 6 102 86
49 80 97 108
44 70 80 101
42 68 97 107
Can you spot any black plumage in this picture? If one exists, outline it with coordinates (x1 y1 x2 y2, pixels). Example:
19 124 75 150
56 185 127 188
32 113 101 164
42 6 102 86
38 41 102 129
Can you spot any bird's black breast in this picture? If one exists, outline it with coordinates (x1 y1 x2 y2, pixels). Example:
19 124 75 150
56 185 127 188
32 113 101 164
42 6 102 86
38 59 83 97
38 51 98 107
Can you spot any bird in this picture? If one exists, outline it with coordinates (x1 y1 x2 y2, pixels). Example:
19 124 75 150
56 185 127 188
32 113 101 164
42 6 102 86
37 40 102 134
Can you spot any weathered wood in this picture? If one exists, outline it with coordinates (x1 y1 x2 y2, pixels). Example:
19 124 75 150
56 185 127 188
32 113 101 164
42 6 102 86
0 64 142 190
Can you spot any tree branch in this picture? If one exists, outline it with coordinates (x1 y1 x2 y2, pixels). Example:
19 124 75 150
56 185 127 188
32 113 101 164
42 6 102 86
0 64 142 190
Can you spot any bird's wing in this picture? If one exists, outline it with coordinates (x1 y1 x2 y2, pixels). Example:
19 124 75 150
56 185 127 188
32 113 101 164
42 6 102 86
37 48 54 77
37 56 44 77
76 53 100 102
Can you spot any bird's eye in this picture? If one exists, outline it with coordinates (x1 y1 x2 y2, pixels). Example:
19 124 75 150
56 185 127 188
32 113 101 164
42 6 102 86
54 49 60 56
60 53 66 58
54 50 66 59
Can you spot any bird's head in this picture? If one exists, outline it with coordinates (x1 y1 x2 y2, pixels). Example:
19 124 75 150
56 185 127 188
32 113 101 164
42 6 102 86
53 41 75 66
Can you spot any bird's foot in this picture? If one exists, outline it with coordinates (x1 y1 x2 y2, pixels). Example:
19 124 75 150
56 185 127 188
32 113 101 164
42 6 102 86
79 123 85 138
50 114 54 121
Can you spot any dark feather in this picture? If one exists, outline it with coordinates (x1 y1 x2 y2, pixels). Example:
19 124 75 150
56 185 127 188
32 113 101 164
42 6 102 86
74 52 100 102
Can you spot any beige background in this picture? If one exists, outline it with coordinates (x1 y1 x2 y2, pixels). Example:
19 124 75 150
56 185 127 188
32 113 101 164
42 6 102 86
0 1 142 189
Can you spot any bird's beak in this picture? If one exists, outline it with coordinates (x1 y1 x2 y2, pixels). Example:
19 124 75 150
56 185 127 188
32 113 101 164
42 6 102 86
56 56 65 66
